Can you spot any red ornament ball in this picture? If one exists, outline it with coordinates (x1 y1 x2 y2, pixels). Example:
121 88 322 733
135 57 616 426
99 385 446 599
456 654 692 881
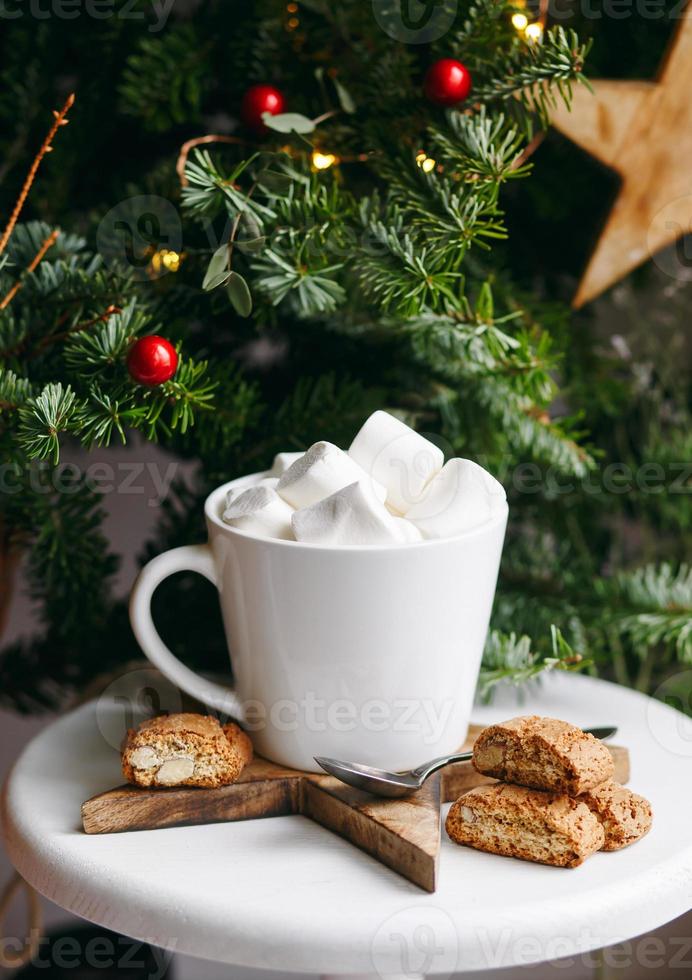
423 58 472 107
127 335 178 386
241 84 286 132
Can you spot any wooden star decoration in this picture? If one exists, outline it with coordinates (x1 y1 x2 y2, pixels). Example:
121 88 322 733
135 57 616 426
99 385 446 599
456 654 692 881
82 729 629 892
549 11 692 308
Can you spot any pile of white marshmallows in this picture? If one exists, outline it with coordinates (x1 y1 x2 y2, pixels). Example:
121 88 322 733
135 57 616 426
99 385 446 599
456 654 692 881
222 410 506 546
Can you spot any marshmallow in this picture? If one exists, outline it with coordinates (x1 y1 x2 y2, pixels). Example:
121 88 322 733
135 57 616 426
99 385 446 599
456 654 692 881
392 517 424 543
225 477 278 511
292 481 416 546
268 451 304 477
277 441 386 510
348 410 444 514
222 485 294 540
406 458 505 539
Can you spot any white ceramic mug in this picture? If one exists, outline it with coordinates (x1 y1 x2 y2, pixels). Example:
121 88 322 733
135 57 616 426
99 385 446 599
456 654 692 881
129 473 508 772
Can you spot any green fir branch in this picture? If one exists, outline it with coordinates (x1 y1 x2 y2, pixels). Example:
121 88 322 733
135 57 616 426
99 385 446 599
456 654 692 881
251 246 346 314
0 365 34 409
183 149 274 222
64 301 148 376
119 25 211 133
473 27 592 127
478 625 589 700
353 209 464 315
17 382 78 463
603 564 692 663
429 107 531 184
73 387 147 448
474 374 595 477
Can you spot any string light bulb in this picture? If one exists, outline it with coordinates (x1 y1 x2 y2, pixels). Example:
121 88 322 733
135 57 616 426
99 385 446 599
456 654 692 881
312 150 338 170
149 249 182 275
416 151 436 173
524 21 543 42
511 12 528 30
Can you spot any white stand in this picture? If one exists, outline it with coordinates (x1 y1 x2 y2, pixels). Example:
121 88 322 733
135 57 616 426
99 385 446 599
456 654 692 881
3 673 692 975
320 975 423 980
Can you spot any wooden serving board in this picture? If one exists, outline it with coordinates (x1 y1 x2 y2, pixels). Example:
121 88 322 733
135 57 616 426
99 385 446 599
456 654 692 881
82 728 630 893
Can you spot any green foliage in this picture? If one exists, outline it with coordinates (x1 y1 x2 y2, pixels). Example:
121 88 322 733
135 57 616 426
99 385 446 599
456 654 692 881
473 26 592 130
119 25 211 133
479 626 589 700
0 1 689 718
354 208 465 314
604 564 692 664
430 108 531 184
0 473 126 712
0 367 33 410
64 302 148 374
0 218 248 711
18 382 78 463
0 232 220 465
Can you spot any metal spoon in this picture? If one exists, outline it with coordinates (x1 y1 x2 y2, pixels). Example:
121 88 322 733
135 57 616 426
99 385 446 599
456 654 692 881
314 725 618 798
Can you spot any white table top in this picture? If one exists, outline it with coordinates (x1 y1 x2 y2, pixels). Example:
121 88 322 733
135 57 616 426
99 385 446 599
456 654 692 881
2 671 692 975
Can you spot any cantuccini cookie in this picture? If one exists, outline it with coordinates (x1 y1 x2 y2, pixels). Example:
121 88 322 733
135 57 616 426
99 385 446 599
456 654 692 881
578 779 652 851
473 715 614 796
122 713 253 789
446 783 605 868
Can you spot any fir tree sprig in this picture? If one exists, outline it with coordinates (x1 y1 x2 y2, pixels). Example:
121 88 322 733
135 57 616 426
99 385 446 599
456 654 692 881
64 301 146 375
0 365 33 411
473 27 591 108
603 564 692 663
119 25 211 134
429 108 532 184
478 625 588 700
17 382 78 463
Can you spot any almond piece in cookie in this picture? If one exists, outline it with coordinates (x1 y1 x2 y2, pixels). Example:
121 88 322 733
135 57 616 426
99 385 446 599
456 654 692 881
122 713 253 789
578 779 652 851
472 716 614 796
446 783 605 868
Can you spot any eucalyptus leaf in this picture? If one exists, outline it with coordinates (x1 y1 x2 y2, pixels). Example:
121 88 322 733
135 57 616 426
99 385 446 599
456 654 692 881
262 111 315 134
333 78 355 114
236 236 266 255
202 243 230 291
204 269 232 291
238 211 263 242
227 271 253 317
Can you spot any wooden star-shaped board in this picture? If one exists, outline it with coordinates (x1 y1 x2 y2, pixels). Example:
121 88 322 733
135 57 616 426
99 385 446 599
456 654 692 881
550 12 692 307
82 729 629 892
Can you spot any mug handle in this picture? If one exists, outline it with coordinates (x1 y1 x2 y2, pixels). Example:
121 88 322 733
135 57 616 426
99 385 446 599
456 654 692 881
129 544 245 720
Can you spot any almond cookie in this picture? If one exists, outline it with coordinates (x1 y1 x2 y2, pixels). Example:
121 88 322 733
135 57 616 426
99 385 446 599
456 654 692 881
578 779 652 851
122 713 253 789
446 783 605 868
473 716 614 796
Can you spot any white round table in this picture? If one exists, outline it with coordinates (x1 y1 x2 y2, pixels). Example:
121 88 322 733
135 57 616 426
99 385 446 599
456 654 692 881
2 672 692 976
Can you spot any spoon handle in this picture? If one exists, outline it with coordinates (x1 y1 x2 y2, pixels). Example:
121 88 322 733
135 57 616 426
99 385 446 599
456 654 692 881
410 751 473 782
